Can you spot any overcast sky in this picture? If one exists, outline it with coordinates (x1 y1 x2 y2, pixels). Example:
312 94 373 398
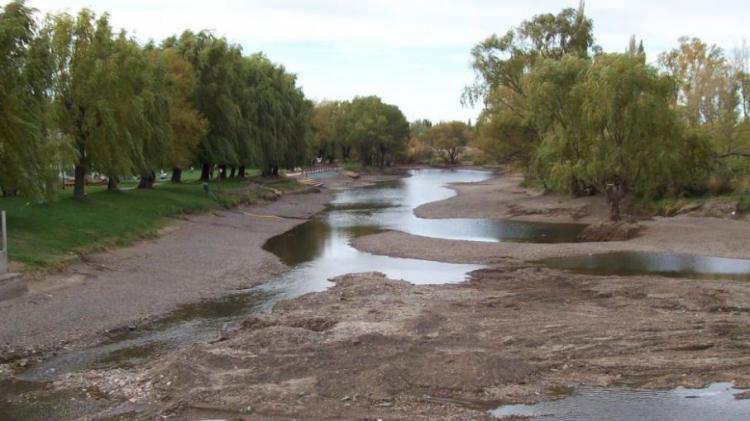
24 0 750 122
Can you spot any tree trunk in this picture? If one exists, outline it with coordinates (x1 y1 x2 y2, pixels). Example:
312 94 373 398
138 171 156 189
605 183 626 222
218 165 227 180
1 188 18 197
238 166 246 178
449 148 459 165
210 165 215 179
200 163 211 181
107 176 118 191
263 165 279 177
229 167 236 178
171 168 182 183
73 163 86 200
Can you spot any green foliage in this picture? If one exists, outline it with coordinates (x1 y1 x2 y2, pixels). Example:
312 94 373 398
310 96 409 167
0 1 66 200
311 100 348 161
420 121 472 164
466 4 750 219
465 4 594 170
2 3 315 200
171 32 312 177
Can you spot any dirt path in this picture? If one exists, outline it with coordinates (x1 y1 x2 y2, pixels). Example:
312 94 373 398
5 171 750 420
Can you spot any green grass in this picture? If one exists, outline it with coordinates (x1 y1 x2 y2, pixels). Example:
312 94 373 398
739 193 750 213
0 171 298 268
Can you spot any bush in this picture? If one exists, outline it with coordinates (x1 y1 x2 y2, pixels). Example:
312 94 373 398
706 175 733 195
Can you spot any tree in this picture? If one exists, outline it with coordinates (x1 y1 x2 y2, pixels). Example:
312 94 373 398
531 53 711 220
48 9 152 198
464 3 595 169
422 121 472 164
312 100 350 162
409 119 432 138
659 37 737 129
345 96 409 168
155 47 207 183
0 0 65 199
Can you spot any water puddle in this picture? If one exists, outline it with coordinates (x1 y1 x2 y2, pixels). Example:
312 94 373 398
541 252 750 281
491 383 750 420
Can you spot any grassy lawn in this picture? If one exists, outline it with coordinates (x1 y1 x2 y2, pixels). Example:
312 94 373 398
0 170 298 268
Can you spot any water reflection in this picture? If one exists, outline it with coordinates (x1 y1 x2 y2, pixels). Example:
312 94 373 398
330 169 585 243
541 252 750 281
491 383 750 420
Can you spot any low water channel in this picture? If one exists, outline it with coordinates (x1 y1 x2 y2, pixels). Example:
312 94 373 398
3 168 749 419
491 382 750 420
541 251 750 281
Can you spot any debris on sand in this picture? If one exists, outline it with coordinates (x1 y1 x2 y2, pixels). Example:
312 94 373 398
577 222 641 242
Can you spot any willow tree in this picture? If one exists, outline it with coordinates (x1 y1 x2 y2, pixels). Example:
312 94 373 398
171 31 243 180
345 96 409 168
248 54 312 176
465 4 594 169
311 100 347 162
157 48 206 183
0 0 63 199
531 53 711 220
48 10 141 198
422 121 472 165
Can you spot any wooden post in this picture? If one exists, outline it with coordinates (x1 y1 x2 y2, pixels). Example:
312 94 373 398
0 211 6 273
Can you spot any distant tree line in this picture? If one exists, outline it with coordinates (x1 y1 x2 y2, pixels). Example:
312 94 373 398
311 96 410 168
0 1 312 200
466 4 750 220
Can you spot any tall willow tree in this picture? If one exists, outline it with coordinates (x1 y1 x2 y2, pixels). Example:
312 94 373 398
48 10 144 198
311 100 347 162
465 4 595 170
158 48 207 183
344 96 409 168
171 31 243 180
529 53 712 220
0 0 63 199
421 121 472 165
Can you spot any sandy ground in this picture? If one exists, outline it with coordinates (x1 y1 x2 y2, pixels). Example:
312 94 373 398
4 171 750 420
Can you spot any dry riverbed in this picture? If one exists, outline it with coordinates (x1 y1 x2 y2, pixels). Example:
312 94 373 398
0 173 399 361
4 171 750 420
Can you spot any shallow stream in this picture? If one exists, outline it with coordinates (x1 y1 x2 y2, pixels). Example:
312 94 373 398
491 382 750 420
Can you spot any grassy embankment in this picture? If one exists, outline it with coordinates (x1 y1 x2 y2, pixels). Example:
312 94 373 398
0 169 301 268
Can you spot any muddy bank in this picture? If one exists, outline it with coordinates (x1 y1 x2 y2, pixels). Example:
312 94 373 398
42 267 750 420
414 173 608 223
